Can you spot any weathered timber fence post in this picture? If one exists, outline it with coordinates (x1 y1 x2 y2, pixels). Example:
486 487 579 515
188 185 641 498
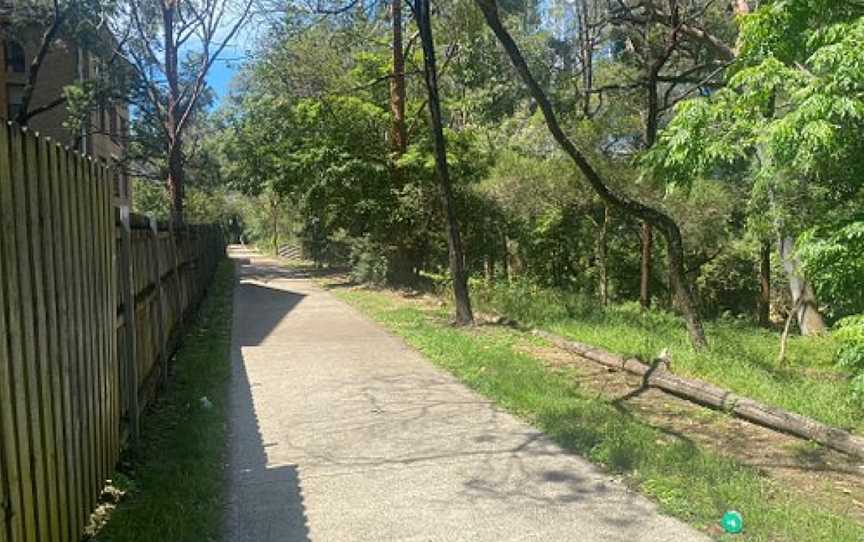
118 205 139 444
149 216 168 388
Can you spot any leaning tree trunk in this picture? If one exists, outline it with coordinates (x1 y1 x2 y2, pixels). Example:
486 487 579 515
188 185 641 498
474 0 707 349
416 0 474 325
779 237 826 336
538 330 864 459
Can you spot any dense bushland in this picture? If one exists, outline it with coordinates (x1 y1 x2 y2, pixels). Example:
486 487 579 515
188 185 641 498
131 1 864 398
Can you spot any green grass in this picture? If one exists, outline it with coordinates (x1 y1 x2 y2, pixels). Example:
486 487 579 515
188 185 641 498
93 260 235 542
470 281 862 433
336 288 864 542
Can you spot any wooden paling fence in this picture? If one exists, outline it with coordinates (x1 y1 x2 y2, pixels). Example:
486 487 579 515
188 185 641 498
0 123 225 542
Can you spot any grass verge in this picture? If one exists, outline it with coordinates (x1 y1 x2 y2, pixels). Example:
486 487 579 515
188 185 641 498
92 259 235 542
335 287 864 542
470 282 861 433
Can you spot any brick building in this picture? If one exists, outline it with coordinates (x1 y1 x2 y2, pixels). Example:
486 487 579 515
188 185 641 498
0 27 131 205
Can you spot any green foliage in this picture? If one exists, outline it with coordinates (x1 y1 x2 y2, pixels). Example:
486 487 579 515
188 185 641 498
223 13 501 280
696 240 761 319
474 148 607 292
471 279 593 324
349 235 389 286
133 178 239 227
799 220 864 319
647 4 864 238
236 191 297 253
834 316 864 399
642 2 864 331
223 0 858 338
132 179 170 219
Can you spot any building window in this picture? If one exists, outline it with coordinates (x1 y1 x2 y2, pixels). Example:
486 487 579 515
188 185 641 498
5 41 25 73
6 84 24 119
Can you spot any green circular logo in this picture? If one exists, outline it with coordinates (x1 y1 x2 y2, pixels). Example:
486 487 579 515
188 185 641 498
721 510 743 534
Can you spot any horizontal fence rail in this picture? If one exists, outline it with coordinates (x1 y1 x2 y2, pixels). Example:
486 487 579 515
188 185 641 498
0 123 225 542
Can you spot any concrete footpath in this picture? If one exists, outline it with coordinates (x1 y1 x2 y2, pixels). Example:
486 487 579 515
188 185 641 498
223 247 710 542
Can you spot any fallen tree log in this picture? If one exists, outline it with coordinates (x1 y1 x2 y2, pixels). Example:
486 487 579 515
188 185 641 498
534 329 864 459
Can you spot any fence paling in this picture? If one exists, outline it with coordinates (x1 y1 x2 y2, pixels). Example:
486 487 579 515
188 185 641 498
8 124 40 542
60 142 83 542
118 207 139 445
0 122 225 542
33 133 61 541
0 125 19 542
46 140 72 542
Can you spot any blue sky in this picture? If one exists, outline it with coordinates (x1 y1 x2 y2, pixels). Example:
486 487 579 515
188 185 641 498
208 58 239 104
207 43 247 106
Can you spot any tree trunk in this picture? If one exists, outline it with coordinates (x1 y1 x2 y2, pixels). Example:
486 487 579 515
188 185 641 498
502 230 510 282
417 0 473 325
389 0 407 158
758 240 771 327
475 0 707 349
387 246 416 285
598 205 609 305
270 195 279 254
640 222 652 309
779 237 826 336
667 227 708 348
164 0 184 227
484 254 494 281
167 139 185 227
640 44 665 312
576 0 593 116
385 0 412 284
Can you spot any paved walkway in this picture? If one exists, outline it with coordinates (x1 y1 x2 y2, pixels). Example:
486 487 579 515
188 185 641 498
223 247 710 542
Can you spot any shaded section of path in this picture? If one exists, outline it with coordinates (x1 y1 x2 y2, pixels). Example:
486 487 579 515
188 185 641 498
223 247 710 542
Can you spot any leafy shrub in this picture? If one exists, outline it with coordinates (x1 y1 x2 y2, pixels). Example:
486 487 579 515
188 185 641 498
696 241 760 319
799 221 864 320
471 279 595 325
349 236 388 285
834 315 864 398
